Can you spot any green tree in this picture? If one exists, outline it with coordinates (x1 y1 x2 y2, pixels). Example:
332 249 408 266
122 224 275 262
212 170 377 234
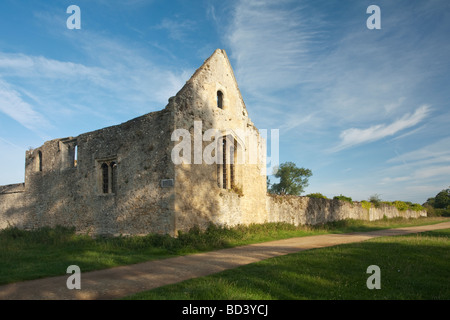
369 194 382 208
434 187 450 209
423 197 436 207
269 162 312 196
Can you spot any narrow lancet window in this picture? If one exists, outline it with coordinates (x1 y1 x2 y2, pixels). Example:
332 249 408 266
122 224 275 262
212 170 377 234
222 138 227 189
74 145 78 167
101 163 108 193
38 151 42 172
98 159 118 194
217 91 223 109
217 135 240 191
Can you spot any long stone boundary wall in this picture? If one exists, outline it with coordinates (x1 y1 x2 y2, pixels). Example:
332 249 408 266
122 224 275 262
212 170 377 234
266 194 427 225
1 190 427 233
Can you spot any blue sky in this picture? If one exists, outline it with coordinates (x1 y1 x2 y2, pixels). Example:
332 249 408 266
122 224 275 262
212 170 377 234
0 0 449 204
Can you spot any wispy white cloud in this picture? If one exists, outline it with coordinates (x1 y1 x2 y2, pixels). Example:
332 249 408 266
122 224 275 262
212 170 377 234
227 0 323 93
156 18 197 41
281 112 318 133
206 4 217 23
381 166 450 184
330 105 431 152
378 137 450 200
387 136 450 165
97 0 155 7
383 97 406 114
0 26 193 136
0 79 51 134
388 125 427 142
0 52 108 85
0 137 24 151
67 32 193 107
226 0 448 134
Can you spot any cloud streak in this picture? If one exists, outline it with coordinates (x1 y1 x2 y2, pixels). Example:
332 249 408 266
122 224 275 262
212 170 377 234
0 52 107 81
156 18 197 41
377 136 450 200
0 79 50 134
225 0 446 132
387 136 450 165
330 105 431 152
227 0 324 93
0 28 193 138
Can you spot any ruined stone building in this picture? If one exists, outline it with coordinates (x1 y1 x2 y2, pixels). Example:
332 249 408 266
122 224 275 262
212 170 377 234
0 49 426 236
0 49 268 236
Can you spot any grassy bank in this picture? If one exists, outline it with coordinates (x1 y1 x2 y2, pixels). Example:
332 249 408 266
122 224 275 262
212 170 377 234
0 217 448 285
126 228 450 300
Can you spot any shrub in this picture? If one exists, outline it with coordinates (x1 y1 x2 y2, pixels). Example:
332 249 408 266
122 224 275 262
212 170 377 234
410 203 424 212
0 225 78 246
361 200 372 211
369 194 382 208
393 200 409 211
425 206 450 217
306 193 328 199
444 207 450 217
423 204 437 216
333 195 353 204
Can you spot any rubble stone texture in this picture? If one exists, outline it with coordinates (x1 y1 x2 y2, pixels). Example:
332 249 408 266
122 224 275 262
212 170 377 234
0 49 426 236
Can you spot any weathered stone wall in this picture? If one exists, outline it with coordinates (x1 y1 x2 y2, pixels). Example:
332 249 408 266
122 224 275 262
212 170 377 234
266 194 427 225
171 49 267 233
0 49 428 237
1 109 176 236
0 184 29 229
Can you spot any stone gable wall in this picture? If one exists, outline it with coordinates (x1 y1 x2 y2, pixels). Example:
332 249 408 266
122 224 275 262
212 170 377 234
0 49 428 236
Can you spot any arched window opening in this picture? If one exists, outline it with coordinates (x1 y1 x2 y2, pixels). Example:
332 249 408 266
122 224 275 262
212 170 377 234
222 137 227 189
98 159 118 194
217 135 240 191
101 163 109 193
38 151 42 172
217 91 223 109
74 145 78 167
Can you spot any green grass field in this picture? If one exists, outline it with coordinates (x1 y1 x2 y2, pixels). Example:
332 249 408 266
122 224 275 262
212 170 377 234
0 217 448 286
125 228 450 300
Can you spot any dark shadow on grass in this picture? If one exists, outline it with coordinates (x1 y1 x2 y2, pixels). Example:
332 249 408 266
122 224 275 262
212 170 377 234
128 231 450 300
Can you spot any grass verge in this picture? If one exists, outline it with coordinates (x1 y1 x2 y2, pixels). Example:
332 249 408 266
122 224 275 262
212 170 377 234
125 228 450 300
0 217 448 285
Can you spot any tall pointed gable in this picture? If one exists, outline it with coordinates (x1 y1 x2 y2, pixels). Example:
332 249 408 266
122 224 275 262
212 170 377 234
170 49 267 234
180 49 250 120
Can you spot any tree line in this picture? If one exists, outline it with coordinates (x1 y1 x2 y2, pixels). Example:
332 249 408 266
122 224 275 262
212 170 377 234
267 161 449 217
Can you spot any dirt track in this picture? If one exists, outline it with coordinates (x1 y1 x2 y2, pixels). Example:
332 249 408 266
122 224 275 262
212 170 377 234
1 221 449 300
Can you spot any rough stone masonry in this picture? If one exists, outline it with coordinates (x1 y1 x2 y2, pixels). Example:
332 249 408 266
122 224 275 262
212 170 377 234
0 49 426 236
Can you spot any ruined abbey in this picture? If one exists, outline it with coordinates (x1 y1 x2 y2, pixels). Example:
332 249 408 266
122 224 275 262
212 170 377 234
0 49 426 236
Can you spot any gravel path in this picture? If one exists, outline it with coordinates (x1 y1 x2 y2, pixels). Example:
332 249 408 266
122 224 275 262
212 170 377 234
1 221 449 300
